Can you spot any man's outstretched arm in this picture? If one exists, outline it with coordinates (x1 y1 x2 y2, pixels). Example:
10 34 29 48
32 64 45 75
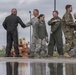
25 19 32 27
17 16 26 28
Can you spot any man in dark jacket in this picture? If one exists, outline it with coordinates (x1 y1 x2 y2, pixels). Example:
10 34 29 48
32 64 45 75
48 10 63 57
3 8 26 57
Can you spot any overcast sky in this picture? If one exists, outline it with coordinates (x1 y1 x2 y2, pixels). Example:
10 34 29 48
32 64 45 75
0 0 76 49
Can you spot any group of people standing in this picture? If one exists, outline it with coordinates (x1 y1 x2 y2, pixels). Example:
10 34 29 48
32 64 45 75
3 4 76 58
48 4 76 58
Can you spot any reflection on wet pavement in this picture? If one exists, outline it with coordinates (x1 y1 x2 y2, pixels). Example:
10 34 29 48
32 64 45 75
0 62 76 75
48 63 63 75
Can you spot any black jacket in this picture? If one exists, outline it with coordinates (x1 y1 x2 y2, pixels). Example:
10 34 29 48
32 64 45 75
3 14 26 31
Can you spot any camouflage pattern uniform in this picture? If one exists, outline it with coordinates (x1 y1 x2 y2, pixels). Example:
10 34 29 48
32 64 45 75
35 20 48 57
62 11 76 53
26 17 39 53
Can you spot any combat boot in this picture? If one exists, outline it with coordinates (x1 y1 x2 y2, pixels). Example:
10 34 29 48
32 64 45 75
64 52 71 58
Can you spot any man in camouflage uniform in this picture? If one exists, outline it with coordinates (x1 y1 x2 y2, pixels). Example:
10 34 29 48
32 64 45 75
62 5 76 57
25 9 39 57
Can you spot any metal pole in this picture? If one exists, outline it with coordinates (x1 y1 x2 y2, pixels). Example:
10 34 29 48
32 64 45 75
29 11 32 47
54 0 56 10
54 0 57 52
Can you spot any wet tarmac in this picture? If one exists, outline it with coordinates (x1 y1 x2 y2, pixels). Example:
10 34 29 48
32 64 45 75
0 58 76 75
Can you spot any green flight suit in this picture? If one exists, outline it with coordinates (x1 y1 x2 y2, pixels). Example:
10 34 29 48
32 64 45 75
48 17 63 56
62 11 76 52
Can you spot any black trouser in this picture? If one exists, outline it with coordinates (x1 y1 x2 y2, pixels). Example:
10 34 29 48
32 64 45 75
48 33 63 56
6 62 18 75
6 30 19 55
6 62 12 75
48 63 63 75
